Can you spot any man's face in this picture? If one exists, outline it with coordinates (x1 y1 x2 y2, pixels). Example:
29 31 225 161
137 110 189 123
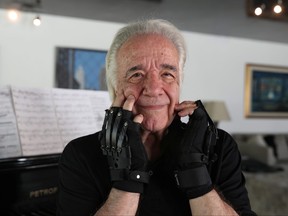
116 34 180 133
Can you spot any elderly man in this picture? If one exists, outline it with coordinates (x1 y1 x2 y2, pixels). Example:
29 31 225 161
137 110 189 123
57 19 256 216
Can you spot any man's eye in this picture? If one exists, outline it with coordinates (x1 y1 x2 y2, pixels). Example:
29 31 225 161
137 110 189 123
132 72 143 78
161 71 177 83
162 72 175 78
128 72 144 83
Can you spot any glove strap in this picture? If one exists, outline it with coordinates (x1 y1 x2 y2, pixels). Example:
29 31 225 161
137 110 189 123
110 169 150 184
179 153 209 165
174 165 211 188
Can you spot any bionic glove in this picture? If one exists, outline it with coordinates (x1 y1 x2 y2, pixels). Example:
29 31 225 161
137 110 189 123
174 100 218 199
99 107 150 193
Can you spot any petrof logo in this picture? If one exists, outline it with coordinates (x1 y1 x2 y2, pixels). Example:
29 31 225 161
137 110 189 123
29 187 58 198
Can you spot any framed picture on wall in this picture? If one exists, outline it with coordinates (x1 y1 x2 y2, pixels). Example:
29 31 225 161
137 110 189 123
55 47 107 91
245 64 288 118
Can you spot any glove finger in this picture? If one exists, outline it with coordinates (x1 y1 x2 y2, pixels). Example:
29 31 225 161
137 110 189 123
117 120 128 151
184 107 208 150
105 107 121 151
101 109 110 132
187 107 208 132
111 109 123 150
100 109 109 150
204 126 217 156
121 109 133 121
127 121 148 170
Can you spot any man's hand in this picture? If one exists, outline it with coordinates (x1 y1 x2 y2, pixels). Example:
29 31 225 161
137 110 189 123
99 94 150 193
174 100 218 199
174 100 198 117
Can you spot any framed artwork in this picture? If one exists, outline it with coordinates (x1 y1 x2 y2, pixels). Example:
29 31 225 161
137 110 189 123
55 47 107 91
245 64 288 118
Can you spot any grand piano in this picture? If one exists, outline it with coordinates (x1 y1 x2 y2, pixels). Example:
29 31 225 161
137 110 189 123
0 154 60 216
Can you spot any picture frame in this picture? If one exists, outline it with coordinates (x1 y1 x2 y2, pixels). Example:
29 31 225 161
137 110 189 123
245 64 288 118
55 47 107 91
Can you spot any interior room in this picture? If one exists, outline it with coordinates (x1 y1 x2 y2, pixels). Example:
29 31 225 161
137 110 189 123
0 0 288 215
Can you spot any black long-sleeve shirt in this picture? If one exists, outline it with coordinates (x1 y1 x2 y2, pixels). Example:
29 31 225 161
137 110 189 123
57 118 256 216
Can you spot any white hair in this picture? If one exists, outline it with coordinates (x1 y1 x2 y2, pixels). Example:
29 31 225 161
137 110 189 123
105 19 187 100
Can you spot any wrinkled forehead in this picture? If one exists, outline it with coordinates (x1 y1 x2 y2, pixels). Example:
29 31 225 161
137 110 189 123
119 34 178 52
116 34 180 68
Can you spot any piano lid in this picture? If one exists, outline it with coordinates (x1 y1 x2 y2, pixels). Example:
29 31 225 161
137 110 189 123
0 154 61 171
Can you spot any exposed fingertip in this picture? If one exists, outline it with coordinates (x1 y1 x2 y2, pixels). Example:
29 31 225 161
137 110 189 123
134 114 143 124
177 111 185 117
123 95 136 111
127 95 135 100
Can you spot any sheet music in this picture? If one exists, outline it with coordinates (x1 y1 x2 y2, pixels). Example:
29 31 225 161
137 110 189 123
11 86 63 156
52 88 110 147
89 91 111 131
0 86 22 158
0 86 111 158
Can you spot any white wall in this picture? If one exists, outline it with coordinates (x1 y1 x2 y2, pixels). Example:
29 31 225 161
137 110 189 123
1 9 288 134
181 33 288 134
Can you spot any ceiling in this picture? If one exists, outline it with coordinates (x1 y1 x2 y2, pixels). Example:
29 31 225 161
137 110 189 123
1 0 288 44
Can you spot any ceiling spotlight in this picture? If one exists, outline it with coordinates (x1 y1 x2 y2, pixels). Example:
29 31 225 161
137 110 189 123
33 16 41 26
254 4 265 16
273 0 283 14
7 9 20 22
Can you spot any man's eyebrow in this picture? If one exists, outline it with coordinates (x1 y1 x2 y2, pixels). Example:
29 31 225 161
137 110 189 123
161 64 178 72
125 65 143 77
125 64 177 77
128 65 143 72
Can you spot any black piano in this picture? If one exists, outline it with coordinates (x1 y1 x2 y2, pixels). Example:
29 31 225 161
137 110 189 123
0 154 60 216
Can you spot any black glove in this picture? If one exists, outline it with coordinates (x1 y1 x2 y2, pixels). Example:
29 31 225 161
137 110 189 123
174 100 218 199
99 107 150 193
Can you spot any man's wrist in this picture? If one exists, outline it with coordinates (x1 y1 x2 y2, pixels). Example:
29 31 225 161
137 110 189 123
185 184 213 199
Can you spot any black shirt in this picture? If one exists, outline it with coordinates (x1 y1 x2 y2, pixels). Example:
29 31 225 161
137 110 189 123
57 119 256 216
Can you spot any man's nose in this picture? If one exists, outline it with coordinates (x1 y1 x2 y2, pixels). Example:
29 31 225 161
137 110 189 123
143 73 163 96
